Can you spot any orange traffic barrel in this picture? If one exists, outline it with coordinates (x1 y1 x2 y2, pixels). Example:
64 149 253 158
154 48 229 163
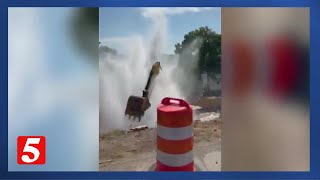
156 97 194 171
266 35 300 99
223 38 255 97
231 39 255 96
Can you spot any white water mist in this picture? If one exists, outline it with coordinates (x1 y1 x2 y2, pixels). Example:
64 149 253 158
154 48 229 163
99 9 201 134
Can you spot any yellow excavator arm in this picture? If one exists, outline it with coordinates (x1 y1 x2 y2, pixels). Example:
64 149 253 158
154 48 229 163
125 61 162 121
151 62 162 75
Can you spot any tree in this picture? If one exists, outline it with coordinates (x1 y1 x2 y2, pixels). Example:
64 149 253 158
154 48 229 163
174 26 221 75
71 8 99 63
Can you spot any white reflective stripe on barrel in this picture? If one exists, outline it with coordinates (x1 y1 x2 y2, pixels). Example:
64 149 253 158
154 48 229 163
157 124 192 141
157 150 193 167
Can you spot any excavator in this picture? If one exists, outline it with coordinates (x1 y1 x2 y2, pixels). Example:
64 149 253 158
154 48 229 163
125 61 162 122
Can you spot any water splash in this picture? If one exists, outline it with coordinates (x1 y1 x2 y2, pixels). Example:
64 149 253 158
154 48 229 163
99 9 201 133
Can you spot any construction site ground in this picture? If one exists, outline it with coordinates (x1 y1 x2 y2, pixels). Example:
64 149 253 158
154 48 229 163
99 97 221 171
99 119 221 171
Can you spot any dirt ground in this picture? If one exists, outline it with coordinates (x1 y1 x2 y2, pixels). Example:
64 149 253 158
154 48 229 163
99 117 221 171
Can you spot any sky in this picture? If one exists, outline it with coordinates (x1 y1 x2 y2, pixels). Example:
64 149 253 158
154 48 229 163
99 8 221 54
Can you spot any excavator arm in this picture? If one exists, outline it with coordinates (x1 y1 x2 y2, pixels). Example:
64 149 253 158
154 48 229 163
125 62 161 122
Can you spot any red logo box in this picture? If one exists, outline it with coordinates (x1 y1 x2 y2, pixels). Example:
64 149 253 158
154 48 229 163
17 136 46 164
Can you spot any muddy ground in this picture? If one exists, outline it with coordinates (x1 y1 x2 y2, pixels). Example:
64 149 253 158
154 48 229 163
99 96 221 171
99 117 221 171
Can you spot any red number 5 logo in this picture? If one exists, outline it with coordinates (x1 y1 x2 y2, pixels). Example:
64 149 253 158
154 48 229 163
17 136 46 164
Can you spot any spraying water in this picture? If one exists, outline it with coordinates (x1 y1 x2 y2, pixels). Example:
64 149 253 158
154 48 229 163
99 9 201 133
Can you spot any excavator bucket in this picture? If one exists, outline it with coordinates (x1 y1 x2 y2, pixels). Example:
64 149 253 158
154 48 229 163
125 61 160 121
125 95 151 121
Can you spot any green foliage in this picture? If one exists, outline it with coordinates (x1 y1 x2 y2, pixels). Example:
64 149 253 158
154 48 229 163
174 26 221 74
71 8 99 63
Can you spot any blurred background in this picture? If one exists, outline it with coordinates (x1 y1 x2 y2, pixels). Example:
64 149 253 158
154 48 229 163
221 8 310 171
8 8 99 171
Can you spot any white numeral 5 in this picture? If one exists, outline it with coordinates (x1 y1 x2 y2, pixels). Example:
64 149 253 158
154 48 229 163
21 138 41 163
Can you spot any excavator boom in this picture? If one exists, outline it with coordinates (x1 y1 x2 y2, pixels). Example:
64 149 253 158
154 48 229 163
125 62 161 121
